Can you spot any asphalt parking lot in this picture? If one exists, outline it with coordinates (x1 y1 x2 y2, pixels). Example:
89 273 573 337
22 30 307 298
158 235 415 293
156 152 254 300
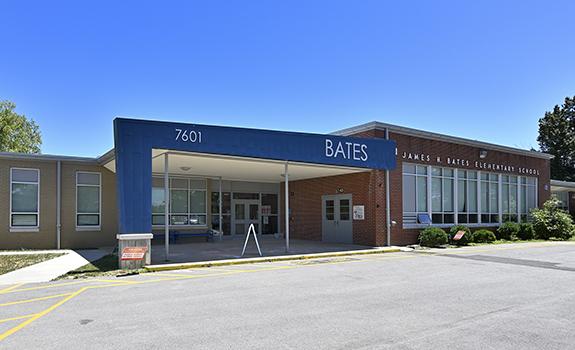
1 241 574 349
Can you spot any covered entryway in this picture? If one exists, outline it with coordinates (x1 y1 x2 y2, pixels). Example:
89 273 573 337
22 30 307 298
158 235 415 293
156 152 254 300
111 118 396 266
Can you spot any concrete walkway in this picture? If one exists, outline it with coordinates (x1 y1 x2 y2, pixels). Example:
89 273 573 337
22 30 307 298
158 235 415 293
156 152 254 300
0 248 112 286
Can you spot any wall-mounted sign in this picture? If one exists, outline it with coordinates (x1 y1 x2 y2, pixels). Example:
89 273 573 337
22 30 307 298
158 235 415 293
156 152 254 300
353 205 365 220
261 205 272 216
400 151 541 176
121 246 148 261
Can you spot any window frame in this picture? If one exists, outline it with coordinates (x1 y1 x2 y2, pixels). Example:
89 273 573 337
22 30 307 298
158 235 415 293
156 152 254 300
152 176 208 228
402 162 539 229
10 167 40 232
75 171 102 231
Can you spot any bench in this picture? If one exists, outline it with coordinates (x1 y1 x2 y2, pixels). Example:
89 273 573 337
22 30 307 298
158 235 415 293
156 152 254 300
153 229 221 243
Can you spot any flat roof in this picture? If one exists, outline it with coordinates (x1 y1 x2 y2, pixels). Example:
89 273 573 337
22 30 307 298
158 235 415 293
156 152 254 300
332 121 554 160
551 179 575 191
0 152 98 163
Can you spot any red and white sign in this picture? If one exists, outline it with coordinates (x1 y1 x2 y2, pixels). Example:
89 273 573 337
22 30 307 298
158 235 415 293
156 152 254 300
121 246 148 260
453 230 466 241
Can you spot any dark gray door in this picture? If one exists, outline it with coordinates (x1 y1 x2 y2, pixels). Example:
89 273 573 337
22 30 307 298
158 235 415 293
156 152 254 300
322 194 353 243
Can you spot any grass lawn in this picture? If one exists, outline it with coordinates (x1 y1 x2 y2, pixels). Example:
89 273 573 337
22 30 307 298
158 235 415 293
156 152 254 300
0 253 65 275
62 254 144 279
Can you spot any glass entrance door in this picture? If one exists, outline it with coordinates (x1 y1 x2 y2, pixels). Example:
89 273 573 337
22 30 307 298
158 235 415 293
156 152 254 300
233 200 259 236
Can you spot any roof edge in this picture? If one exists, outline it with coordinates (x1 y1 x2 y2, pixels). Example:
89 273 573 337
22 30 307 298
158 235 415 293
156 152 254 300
0 152 99 163
550 179 575 189
332 121 554 160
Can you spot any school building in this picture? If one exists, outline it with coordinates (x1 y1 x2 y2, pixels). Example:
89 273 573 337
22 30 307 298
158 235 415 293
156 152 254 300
0 118 554 263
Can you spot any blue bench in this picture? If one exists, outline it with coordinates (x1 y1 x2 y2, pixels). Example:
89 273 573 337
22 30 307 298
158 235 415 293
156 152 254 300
153 229 219 243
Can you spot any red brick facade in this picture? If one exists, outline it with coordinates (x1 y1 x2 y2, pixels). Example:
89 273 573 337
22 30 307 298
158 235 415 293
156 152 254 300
285 126 551 246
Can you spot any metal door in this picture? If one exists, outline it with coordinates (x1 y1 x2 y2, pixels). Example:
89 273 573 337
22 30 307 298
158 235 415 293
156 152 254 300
232 200 259 236
321 194 353 243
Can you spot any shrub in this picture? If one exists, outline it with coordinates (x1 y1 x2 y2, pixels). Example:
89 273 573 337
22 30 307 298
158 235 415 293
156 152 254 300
419 227 448 247
471 229 496 243
531 198 575 240
497 222 520 240
449 225 471 246
517 223 535 240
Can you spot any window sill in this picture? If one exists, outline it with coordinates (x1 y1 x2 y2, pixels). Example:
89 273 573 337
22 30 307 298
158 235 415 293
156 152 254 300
152 225 209 229
403 223 500 230
10 227 39 233
76 226 101 232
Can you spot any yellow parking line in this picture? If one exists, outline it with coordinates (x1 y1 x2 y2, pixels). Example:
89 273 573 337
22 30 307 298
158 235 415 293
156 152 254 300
0 280 93 295
0 284 25 293
0 314 38 324
0 287 88 342
0 292 73 307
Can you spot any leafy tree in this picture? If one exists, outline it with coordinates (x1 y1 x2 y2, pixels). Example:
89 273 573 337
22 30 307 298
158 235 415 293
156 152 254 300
537 96 575 181
0 100 42 153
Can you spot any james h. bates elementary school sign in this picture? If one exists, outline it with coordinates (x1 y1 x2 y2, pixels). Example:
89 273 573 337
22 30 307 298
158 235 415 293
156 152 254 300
400 151 541 176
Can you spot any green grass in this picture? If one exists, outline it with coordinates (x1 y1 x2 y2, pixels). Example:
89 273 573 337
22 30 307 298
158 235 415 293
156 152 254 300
62 254 144 279
0 253 64 275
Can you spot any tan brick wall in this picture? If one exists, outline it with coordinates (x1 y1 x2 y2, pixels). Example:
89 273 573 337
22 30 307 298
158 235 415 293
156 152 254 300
60 164 118 249
0 159 58 249
0 158 118 250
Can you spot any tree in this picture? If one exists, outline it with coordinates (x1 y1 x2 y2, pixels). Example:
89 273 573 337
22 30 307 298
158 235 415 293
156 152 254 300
0 100 42 153
537 96 575 181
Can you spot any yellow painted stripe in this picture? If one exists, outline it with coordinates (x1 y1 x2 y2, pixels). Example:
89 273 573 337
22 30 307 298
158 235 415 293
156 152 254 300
0 292 73 307
0 280 93 295
0 284 25 293
0 287 87 341
0 314 37 324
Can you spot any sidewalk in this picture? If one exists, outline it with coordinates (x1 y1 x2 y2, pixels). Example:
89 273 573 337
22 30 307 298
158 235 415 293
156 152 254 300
0 248 112 285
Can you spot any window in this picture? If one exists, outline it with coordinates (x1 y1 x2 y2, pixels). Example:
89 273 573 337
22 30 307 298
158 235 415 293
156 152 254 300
211 191 231 235
502 175 518 222
403 163 540 227
11 168 39 228
551 191 569 211
520 177 537 222
457 170 478 224
152 177 207 226
76 172 101 227
480 172 499 223
431 167 454 224
402 164 428 224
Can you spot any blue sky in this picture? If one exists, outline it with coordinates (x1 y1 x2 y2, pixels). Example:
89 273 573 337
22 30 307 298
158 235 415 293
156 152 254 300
1 0 574 157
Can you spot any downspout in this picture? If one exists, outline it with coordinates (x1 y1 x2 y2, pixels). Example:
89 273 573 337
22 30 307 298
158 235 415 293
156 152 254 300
385 129 391 246
56 160 61 249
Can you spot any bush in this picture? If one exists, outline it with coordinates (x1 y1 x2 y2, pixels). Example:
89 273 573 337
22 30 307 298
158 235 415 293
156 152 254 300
517 223 535 240
449 225 471 246
497 222 520 240
471 229 497 243
531 198 575 240
419 227 449 247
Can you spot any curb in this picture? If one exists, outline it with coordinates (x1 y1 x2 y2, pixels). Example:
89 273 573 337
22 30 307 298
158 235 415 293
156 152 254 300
144 247 402 272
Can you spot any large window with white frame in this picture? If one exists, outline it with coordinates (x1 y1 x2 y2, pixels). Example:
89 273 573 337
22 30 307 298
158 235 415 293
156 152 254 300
457 170 478 224
76 172 101 227
480 172 499 223
10 168 39 228
520 177 537 222
152 176 207 226
431 167 454 224
501 175 518 223
402 164 428 224
402 163 538 226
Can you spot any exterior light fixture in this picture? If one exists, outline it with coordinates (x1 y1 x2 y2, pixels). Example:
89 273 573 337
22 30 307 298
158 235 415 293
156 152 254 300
479 150 488 159
337 188 344 193
180 166 191 171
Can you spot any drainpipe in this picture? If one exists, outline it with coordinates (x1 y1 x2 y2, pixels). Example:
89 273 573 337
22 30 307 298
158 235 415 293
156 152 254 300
56 160 61 249
385 129 391 246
